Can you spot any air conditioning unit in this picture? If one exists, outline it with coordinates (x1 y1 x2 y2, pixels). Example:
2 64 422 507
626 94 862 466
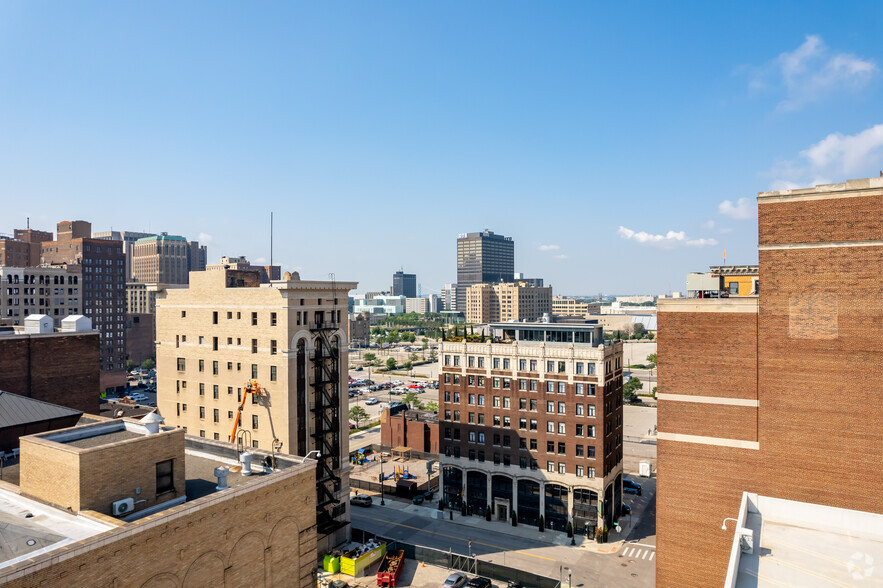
112 498 134 516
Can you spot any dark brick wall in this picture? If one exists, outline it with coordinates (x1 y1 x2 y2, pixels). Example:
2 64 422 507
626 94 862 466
0 333 100 414
758 194 883 244
126 312 155 365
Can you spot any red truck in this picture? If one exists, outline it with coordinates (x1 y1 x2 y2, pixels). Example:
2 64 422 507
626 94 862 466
376 549 405 587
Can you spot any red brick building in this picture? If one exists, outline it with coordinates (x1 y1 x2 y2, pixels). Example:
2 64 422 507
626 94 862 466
0 329 100 415
39 221 126 392
380 407 439 454
656 177 883 587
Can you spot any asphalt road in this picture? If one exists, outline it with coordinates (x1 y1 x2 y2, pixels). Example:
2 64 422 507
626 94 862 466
351 505 655 588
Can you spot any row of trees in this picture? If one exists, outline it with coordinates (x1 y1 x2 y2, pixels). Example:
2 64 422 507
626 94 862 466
347 395 440 428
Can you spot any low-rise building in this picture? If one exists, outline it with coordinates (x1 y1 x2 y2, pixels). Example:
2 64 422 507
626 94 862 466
0 414 317 587
380 407 439 454
551 297 601 317
439 319 624 539
686 265 759 298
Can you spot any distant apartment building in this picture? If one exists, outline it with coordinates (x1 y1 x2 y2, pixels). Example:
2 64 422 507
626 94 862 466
0 414 317 587
441 283 458 311
93 230 154 280
656 177 883 586
0 314 99 414
614 295 653 304
551 297 601 317
155 268 357 550
0 229 54 268
439 319 624 540
0 265 82 326
466 282 552 323
131 233 192 284
188 240 208 272
352 293 406 317
391 270 417 298
406 295 440 314
206 255 279 284
456 230 515 311
39 220 126 392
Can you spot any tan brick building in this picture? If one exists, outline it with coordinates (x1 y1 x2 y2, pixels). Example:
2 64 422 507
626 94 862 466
656 177 883 587
551 296 601 317
439 319 623 539
156 268 357 550
466 281 552 323
0 415 317 587
132 233 192 284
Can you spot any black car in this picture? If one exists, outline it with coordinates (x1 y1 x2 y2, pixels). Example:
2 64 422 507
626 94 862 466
623 479 642 496
621 503 632 516
465 578 491 588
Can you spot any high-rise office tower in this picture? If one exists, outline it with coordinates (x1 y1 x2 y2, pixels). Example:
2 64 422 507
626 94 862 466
456 230 515 311
391 270 417 298
93 230 154 280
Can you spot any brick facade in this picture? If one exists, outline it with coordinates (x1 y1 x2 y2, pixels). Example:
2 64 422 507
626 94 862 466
656 178 883 587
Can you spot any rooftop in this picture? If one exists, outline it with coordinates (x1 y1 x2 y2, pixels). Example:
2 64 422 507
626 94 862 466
727 492 883 588
758 176 883 199
134 234 186 243
0 391 82 429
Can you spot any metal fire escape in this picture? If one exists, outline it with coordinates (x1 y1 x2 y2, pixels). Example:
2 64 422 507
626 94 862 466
309 280 346 536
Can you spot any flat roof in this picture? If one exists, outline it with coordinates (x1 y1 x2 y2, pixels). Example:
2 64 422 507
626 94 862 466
728 493 883 588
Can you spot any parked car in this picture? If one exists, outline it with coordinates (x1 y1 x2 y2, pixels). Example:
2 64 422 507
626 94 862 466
412 494 424 505
623 479 642 496
443 573 468 588
350 495 372 507
354 366 363 371
621 503 632 516
466 578 492 588
365 398 380 405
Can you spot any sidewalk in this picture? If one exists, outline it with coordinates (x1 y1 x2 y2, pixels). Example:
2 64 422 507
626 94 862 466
368 495 629 555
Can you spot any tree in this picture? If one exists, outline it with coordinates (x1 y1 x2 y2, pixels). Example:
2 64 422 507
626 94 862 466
633 323 647 339
409 352 419 363
425 400 439 412
647 331 655 340
402 391 423 409
646 353 657 365
386 357 397 371
349 406 368 428
623 377 643 401
429 349 438 362
126 359 136 371
403 360 412 371
141 358 155 370
364 352 376 362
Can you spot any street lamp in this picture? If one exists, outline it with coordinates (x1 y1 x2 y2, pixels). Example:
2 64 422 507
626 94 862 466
379 454 386 506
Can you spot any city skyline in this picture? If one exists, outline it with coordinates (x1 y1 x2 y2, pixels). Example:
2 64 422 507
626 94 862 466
2 3 881 294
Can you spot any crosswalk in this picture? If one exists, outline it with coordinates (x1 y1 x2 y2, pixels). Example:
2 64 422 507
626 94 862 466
619 544 656 561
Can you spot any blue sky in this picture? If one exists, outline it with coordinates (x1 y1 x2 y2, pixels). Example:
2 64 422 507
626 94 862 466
1 2 881 295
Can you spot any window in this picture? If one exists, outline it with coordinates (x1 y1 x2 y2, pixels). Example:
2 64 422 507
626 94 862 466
253 440 259 449
270 365 277 381
530 399 537 411
227 362 233 370
212 311 218 324
468 449 476 460
503 378 511 389
214 433 220 441
520 456 527 469
199 430 205 437
228 410 234 418
576 465 584 477
503 435 510 447
530 419 538 431
453 410 460 422
519 418 527 429
576 383 584 396
546 441 555 453
576 444 584 457
444 374 451 385
444 410 451 421
213 385 219 399
546 400 555 412
558 422 566 434
199 383 205 396
181 311 186 318
251 312 258 326
444 390 451 402
587 446 596 459
576 362 584 374
492 433 501 446
468 394 475 405
547 461 555 473
478 432 485 443
493 378 500 388
587 404 595 417
547 421 554 433
503 397 510 409
493 415 500 426
503 416 510 428
444 355 451 366
198 359 204 372
558 382 566 394
558 401 566 414
519 379 527 391
503 358 510 369
453 375 461 385
587 425 595 438
530 380 538 392
576 424 584 437
468 412 475 423
493 396 501 408
453 392 460 403
176 358 185 371
546 382 554 393
477 376 485 386
576 404 584 416
252 415 259 429
478 413 485 425
530 359 537 371
587 384 596 397
213 408 219 422
252 339 258 353
519 398 527 410
213 361 219 375
252 364 258 379
468 356 474 367
558 462 566 474
493 358 500 369
478 357 484 368
271 312 277 326
586 467 595 478
587 363 596 375
558 361 566 373
156 460 174 494
213 337 218 351
199 406 205 419
468 431 476 443
271 340 277 355
558 442 566 454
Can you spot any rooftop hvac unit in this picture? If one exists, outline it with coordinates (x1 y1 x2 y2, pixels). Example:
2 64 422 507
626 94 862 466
112 498 134 516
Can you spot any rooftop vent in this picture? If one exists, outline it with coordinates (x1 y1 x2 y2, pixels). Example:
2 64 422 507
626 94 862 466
139 411 165 434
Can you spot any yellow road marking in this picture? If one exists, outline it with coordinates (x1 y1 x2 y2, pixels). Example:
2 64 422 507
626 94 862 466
357 514 557 561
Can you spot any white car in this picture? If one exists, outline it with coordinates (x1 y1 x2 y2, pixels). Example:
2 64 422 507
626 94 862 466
365 398 380 405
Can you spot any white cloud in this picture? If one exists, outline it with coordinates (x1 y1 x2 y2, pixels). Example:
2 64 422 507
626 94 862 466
718 198 755 220
618 226 718 249
750 35 876 111
539 244 560 251
553 254 568 260
768 123 883 188
702 220 715 230
198 232 213 244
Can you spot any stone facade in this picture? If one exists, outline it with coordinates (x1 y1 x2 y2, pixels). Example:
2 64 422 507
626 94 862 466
656 177 883 587
466 282 553 323
0 265 83 327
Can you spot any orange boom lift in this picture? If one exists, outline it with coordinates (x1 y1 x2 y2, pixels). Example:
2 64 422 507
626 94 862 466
230 380 263 442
